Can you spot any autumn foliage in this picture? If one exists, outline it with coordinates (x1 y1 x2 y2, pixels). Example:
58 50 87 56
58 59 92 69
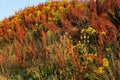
0 0 119 79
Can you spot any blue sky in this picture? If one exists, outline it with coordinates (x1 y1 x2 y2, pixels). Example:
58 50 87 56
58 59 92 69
0 0 46 21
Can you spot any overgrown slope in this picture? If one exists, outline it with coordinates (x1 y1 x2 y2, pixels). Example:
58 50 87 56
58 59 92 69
0 0 120 80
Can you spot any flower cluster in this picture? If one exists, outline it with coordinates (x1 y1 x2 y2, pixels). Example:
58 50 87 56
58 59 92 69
81 27 96 35
102 58 109 67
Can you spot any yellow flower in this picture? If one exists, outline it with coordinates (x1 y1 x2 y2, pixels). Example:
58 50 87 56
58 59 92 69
91 29 96 34
87 27 93 31
7 29 12 32
83 34 87 39
81 29 86 33
86 57 93 62
46 6 50 10
87 27 96 34
94 67 104 74
76 2 84 7
94 53 97 57
47 30 53 37
84 54 93 61
81 27 96 35
98 67 104 74
102 58 109 67
106 48 111 51
36 11 41 16
48 17 52 21
59 6 64 10
33 29 37 32
29 13 33 17
101 31 106 35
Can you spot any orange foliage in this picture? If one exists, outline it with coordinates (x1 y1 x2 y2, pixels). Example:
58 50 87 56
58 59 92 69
0 0 119 67
45 21 61 31
56 52 64 70
14 39 26 66
90 0 118 64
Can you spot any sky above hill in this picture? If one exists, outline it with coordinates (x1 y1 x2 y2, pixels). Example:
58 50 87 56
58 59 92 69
0 0 46 21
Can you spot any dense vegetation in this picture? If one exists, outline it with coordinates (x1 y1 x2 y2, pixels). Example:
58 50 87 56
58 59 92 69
0 0 120 80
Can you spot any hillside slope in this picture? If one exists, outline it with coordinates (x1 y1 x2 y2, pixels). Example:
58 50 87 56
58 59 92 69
0 0 120 79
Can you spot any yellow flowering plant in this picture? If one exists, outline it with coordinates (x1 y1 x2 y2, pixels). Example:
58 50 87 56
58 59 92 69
94 67 104 74
102 58 109 67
